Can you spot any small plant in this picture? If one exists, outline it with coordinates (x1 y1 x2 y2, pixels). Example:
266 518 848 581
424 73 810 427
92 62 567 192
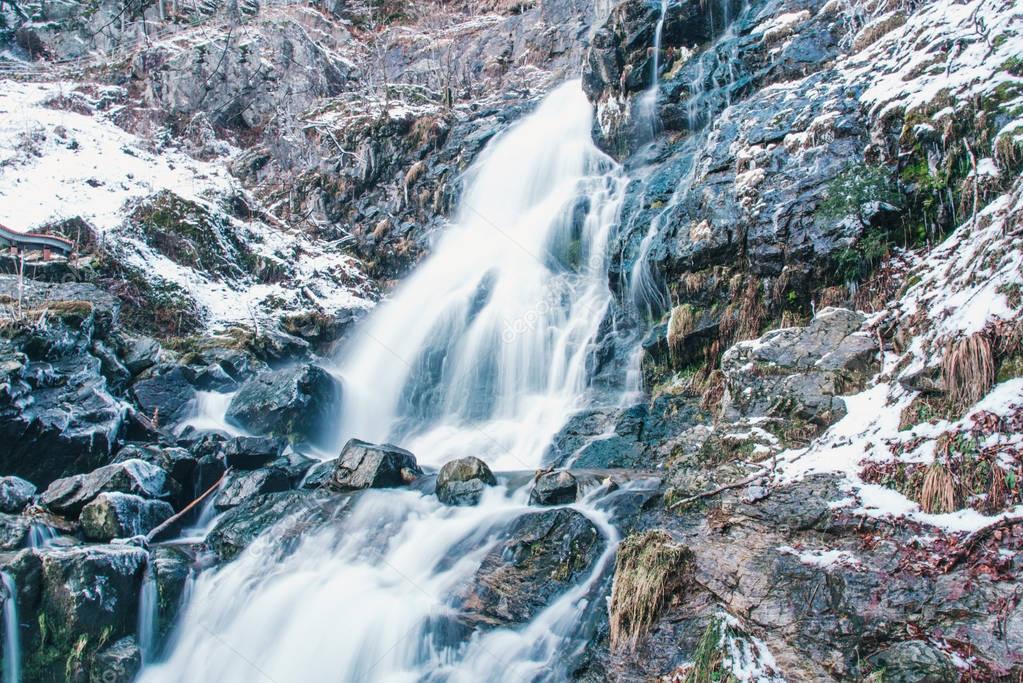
818 164 902 227
942 332 995 413
919 460 959 513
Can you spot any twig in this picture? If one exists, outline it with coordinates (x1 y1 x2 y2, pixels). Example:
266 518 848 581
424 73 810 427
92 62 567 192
146 467 231 542
668 470 767 510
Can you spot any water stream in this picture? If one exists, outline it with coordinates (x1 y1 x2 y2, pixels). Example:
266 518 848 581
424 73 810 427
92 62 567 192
1 572 19 683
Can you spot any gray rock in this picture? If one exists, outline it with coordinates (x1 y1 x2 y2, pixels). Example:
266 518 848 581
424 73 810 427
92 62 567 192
113 444 195 507
328 439 423 492
529 470 578 506
223 436 286 470
225 364 342 447
79 492 175 541
436 457 498 506
214 467 291 511
40 458 171 517
720 308 879 425
299 459 336 490
0 476 36 513
459 507 605 628
0 513 31 549
151 546 193 647
89 635 142 683
131 364 197 427
867 640 957 683
120 336 161 376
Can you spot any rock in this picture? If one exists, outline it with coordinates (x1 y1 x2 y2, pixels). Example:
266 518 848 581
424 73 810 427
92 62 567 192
0 513 31 549
867 641 957 683
459 508 605 628
25 545 148 681
214 467 291 510
151 546 193 646
720 308 879 426
328 439 423 491
120 336 161 376
40 459 171 517
223 436 287 470
206 490 342 562
436 456 498 506
530 471 578 506
299 459 336 490
79 492 175 541
89 635 142 683
113 444 196 507
273 450 316 485
225 364 342 447
131 364 197 427
0 476 36 513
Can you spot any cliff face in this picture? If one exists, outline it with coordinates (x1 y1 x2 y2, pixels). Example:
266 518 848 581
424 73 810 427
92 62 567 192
1 0 1022 680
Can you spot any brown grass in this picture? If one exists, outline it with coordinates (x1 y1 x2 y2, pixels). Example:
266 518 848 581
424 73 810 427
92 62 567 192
667 304 699 364
942 332 995 412
919 461 959 514
609 530 691 652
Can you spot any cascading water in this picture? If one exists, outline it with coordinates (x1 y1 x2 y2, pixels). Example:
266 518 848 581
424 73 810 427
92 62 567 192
27 522 56 549
332 82 626 471
140 82 637 681
138 563 159 664
637 0 671 138
1 572 19 683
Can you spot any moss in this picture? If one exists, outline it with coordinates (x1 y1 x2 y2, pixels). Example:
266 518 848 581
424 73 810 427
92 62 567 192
996 354 1023 382
684 618 738 683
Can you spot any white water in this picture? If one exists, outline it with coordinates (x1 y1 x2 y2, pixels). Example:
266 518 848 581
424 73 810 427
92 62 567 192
177 391 246 437
637 0 671 137
138 564 159 665
27 522 57 549
140 480 650 683
1 572 19 683
140 82 641 683
333 82 626 471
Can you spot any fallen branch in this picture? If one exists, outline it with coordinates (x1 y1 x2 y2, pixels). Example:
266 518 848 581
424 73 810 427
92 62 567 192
146 468 231 543
668 470 767 510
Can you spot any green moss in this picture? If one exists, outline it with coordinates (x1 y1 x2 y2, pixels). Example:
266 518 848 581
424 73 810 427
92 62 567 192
684 618 738 683
997 355 1023 382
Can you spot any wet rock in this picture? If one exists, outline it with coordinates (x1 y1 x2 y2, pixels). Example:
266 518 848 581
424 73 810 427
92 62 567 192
328 439 423 491
24 545 147 681
867 641 957 683
79 492 175 541
0 513 31 549
113 444 196 507
120 336 161 376
223 436 287 470
0 476 36 513
206 490 343 562
131 364 197 427
225 364 341 447
273 450 316 485
214 467 291 510
530 471 579 506
40 459 171 517
299 459 336 490
89 635 142 683
151 546 193 645
459 508 605 628
436 456 498 506
720 308 878 426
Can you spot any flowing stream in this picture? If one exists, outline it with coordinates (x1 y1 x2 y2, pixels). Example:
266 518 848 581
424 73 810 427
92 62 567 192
141 82 634 682
1 572 19 683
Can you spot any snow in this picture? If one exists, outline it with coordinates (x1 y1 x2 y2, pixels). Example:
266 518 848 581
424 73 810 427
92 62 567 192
720 614 785 683
776 545 861 569
0 78 374 331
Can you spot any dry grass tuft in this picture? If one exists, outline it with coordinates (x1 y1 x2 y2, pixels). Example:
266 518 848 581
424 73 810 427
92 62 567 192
609 530 691 652
667 304 699 363
919 460 959 514
942 332 995 412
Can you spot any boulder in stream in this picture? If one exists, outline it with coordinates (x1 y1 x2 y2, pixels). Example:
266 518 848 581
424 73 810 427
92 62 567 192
40 459 172 517
328 439 423 491
79 492 175 541
0 476 36 513
529 470 578 506
225 364 341 446
436 456 497 506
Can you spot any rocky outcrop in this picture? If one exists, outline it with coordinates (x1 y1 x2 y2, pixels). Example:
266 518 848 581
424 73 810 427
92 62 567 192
225 364 342 447
459 508 605 628
719 308 878 425
327 439 423 491
435 456 497 506
90 636 143 683
222 436 286 470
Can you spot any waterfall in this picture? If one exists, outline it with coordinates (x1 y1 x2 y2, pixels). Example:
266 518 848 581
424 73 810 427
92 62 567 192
27 523 57 549
332 81 626 471
177 391 246 438
637 0 671 138
138 81 641 682
1 572 19 683
138 564 159 665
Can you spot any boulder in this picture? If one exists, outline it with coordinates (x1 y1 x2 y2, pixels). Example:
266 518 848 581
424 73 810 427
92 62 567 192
120 336 161 376
299 459 336 490
151 546 193 647
89 635 142 683
225 364 342 446
458 508 605 628
79 492 175 541
867 641 957 683
214 467 291 510
40 459 171 517
206 491 341 562
719 308 879 426
113 444 196 507
530 471 578 506
0 476 36 513
0 512 31 549
131 364 197 426
328 439 423 491
436 456 498 506
223 436 287 470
